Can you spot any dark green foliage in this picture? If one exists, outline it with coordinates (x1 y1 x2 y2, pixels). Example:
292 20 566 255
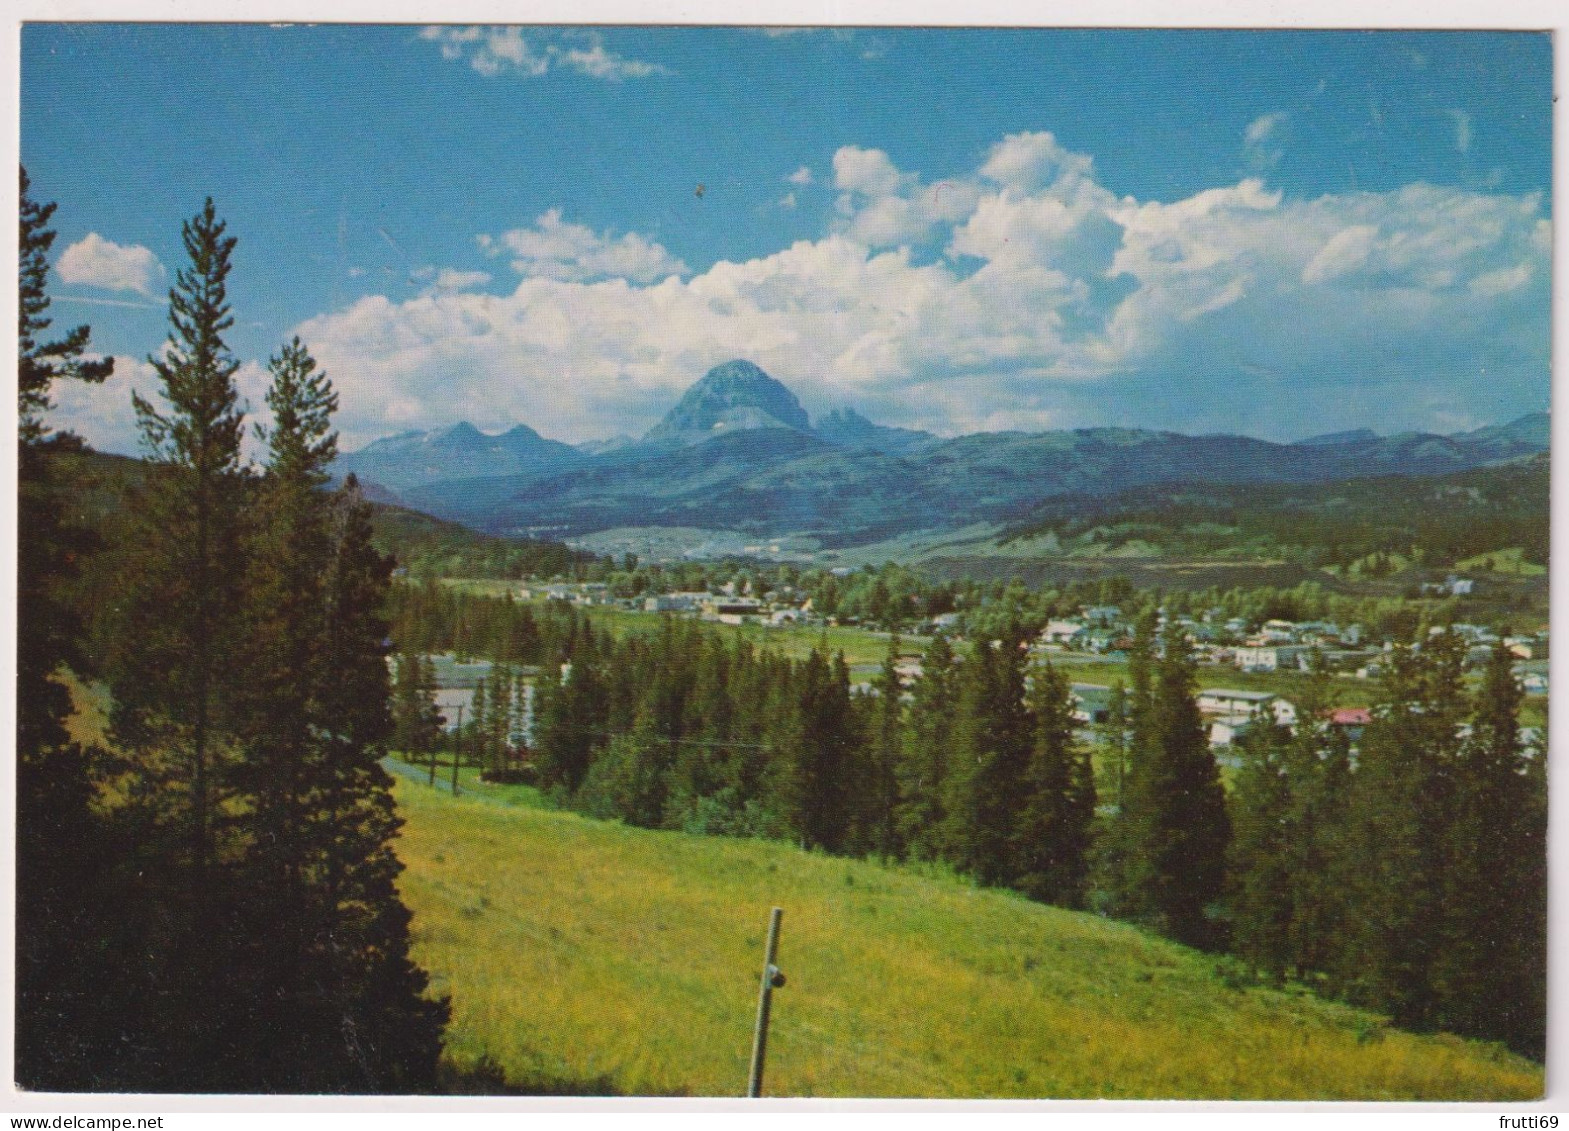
1012 661 1096 908
942 637 1031 886
1431 642 1546 1058
864 636 904 859
1225 719 1295 982
895 633 956 861
23 197 447 1091
15 166 116 1090
304 480 450 1090
393 652 444 759
1116 619 1230 949
112 198 249 889
1336 634 1466 1029
18 166 113 447
1003 457 1549 570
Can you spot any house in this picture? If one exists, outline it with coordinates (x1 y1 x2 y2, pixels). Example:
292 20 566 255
1071 683 1115 726
1506 636 1548 660
1234 644 1311 672
1082 605 1122 626
1040 619 1087 647
1327 707 1372 744
1198 688 1296 727
1208 714 1255 748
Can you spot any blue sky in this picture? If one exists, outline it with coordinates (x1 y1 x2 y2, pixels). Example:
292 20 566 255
21 25 1553 454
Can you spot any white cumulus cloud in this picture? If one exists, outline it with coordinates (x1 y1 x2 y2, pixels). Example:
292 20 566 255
420 26 670 81
484 209 687 284
286 130 1548 448
56 233 165 296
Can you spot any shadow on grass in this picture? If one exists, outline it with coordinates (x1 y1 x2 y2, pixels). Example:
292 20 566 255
437 1053 622 1096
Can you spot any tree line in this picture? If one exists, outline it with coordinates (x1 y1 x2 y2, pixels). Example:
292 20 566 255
391 584 1546 1058
17 173 446 1091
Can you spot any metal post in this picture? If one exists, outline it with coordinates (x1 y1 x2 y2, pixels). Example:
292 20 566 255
451 703 464 796
747 907 785 1098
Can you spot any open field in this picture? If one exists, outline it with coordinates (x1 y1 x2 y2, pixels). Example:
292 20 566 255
390 772 1542 1100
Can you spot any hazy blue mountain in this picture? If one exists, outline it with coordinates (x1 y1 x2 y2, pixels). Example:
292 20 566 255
814 407 937 454
642 359 812 447
576 434 636 456
1298 427 1379 447
335 421 585 493
343 361 1550 548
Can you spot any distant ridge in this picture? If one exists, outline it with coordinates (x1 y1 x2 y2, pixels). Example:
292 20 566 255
340 361 1550 547
335 420 585 493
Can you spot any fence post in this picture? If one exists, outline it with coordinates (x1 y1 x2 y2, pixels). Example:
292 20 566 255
450 703 464 796
747 906 785 1098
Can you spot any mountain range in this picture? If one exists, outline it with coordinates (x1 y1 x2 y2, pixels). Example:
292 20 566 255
334 360 1549 550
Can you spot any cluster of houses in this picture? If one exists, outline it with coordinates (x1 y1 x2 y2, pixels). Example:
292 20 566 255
1036 606 1548 681
524 582 822 627
1067 682 1319 751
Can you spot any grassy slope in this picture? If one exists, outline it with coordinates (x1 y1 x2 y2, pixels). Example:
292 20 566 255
391 777 1541 1100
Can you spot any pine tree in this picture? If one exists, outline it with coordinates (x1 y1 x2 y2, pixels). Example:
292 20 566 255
1225 718 1294 981
865 636 904 859
1120 619 1230 949
305 477 449 1090
1013 660 1096 907
895 633 956 861
943 636 1031 886
113 197 249 891
1433 641 1545 1057
1093 614 1157 920
15 165 116 1088
787 649 860 853
231 339 339 1060
1336 632 1466 1029
103 198 254 1085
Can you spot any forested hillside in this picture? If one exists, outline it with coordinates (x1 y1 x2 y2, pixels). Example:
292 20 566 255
1001 456 1549 570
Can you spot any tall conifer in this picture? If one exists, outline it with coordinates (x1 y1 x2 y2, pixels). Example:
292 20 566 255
15 166 116 1088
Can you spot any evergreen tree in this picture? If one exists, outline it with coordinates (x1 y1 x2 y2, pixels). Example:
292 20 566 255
487 664 515 776
1336 632 1466 1029
783 649 859 853
104 198 254 1084
305 478 449 1090
393 653 443 760
15 165 116 1088
865 636 904 859
895 633 956 861
1013 660 1096 907
1226 718 1294 980
225 338 341 1084
1093 615 1157 919
113 197 249 890
1432 641 1545 1057
1281 655 1351 983
1119 619 1230 949
943 636 1031 886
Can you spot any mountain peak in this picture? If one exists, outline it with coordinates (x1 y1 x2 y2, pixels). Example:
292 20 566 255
644 359 811 445
432 421 483 446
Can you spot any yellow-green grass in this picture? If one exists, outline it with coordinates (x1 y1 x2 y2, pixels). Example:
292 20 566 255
392 779 1541 1100
1455 547 1548 578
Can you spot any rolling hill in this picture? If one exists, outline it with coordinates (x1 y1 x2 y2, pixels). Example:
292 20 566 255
389 769 1542 1100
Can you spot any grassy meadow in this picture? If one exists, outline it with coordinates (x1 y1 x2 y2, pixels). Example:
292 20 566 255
390 773 1543 1100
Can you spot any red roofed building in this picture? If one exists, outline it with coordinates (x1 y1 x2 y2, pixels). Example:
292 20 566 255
1328 707 1372 743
